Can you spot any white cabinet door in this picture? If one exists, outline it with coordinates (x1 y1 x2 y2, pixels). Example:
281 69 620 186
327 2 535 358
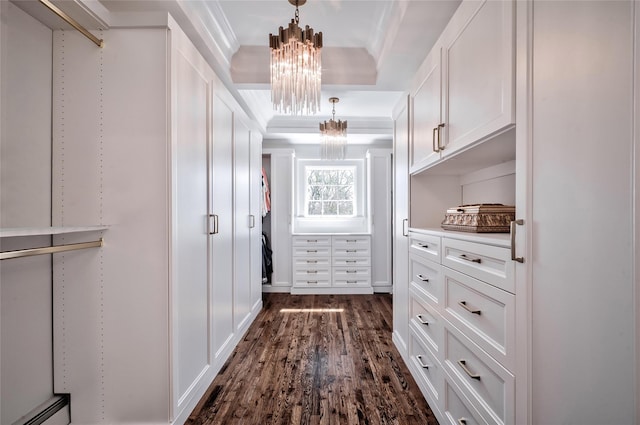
233 119 252 331
410 48 442 173
392 97 410 353
172 29 213 415
527 2 636 424
211 94 235 360
249 132 263 309
268 150 293 288
442 0 514 156
368 150 392 292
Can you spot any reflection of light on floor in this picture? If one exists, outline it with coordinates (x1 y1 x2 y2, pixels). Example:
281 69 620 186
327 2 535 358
279 308 344 313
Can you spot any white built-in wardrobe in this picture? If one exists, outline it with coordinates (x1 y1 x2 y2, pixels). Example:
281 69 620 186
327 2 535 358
1 4 263 424
392 1 639 424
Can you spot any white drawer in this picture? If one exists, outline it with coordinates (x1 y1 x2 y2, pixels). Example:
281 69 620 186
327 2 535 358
409 253 442 306
292 235 332 246
409 287 443 355
443 267 515 371
332 247 370 257
443 325 515 425
333 257 370 267
293 257 331 267
332 266 370 280
442 238 515 294
409 327 444 409
293 246 331 257
332 235 370 249
409 233 441 263
293 278 331 287
333 276 371 287
443 379 485 425
293 267 331 281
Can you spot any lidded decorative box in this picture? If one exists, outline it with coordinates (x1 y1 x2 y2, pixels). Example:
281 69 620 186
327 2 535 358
441 204 515 233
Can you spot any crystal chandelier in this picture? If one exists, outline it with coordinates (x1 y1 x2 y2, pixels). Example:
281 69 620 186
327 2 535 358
320 97 347 160
269 0 323 115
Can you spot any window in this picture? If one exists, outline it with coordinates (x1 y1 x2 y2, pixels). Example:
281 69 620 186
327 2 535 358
305 166 355 216
294 158 367 233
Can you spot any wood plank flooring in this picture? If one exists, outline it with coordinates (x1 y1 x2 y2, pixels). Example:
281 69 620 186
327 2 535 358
187 293 438 425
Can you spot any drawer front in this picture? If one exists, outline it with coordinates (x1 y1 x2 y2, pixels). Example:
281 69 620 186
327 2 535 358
293 267 331 281
332 235 370 249
409 233 441 263
442 238 515 294
409 253 442 306
409 327 444 408
333 267 370 280
292 235 332 246
443 326 514 425
443 380 484 425
294 257 331 267
443 268 515 370
333 277 371 287
409 288 443 355
333 257 370 267
332 247 370 257
293 246 331 257
293 278 331 287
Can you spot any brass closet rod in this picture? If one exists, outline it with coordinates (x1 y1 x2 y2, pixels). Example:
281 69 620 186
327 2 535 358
39 0 104 48
0 239 104 260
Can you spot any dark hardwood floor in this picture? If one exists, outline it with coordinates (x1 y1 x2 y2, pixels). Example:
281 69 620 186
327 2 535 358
187 293 438 425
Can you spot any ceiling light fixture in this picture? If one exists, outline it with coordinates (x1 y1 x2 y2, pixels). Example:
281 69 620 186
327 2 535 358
320 97 347 160
269 0 323 115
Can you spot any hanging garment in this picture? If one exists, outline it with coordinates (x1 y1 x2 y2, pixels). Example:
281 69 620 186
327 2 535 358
262 232 273 284
262 167 271 217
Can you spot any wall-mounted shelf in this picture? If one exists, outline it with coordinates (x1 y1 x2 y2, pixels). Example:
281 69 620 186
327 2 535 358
0 225 108 238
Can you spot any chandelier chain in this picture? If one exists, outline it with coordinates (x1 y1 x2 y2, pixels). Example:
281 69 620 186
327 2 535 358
294 3 299 24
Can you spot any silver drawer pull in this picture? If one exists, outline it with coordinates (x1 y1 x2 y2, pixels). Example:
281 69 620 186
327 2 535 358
307 260 317 264
416 242 429 249
308 280 318 284
458 419 468 425
416 274 429 282
347 280 357 284
307 249 317 253
459 254 481 263
346 260 357 263
458 301 481 315
307 239 318 243
415 355 430 369
346 270 357 274
458 359 481 380
346 249 357 253
416 314 429 325
346 239 357 243
307 270 318 274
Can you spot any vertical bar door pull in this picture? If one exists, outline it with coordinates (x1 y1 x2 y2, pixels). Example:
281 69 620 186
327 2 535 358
249 215 255 228
510 219 524 263
402 218 408 237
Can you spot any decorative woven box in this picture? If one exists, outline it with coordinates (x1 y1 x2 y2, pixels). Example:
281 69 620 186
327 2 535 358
441 204 515 233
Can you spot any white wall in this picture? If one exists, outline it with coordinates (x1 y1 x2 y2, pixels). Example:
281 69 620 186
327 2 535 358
0 4 54 424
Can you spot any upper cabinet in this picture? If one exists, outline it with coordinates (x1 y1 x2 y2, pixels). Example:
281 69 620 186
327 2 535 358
410 0 515 175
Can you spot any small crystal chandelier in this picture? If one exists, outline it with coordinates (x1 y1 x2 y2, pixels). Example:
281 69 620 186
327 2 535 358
269 0 323 115
320 97 347 160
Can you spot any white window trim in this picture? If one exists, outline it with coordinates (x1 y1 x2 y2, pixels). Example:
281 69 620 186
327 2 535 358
293 158 368 234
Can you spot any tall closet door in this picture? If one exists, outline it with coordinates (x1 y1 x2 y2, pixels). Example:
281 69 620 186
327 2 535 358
171 27 213 418
249 133 263 308
392 97 410 352
211 94 235 358
233 119 252 331
528 2 636 423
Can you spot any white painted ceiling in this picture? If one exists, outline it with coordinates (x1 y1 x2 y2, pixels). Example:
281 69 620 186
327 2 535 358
97 0 462 144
